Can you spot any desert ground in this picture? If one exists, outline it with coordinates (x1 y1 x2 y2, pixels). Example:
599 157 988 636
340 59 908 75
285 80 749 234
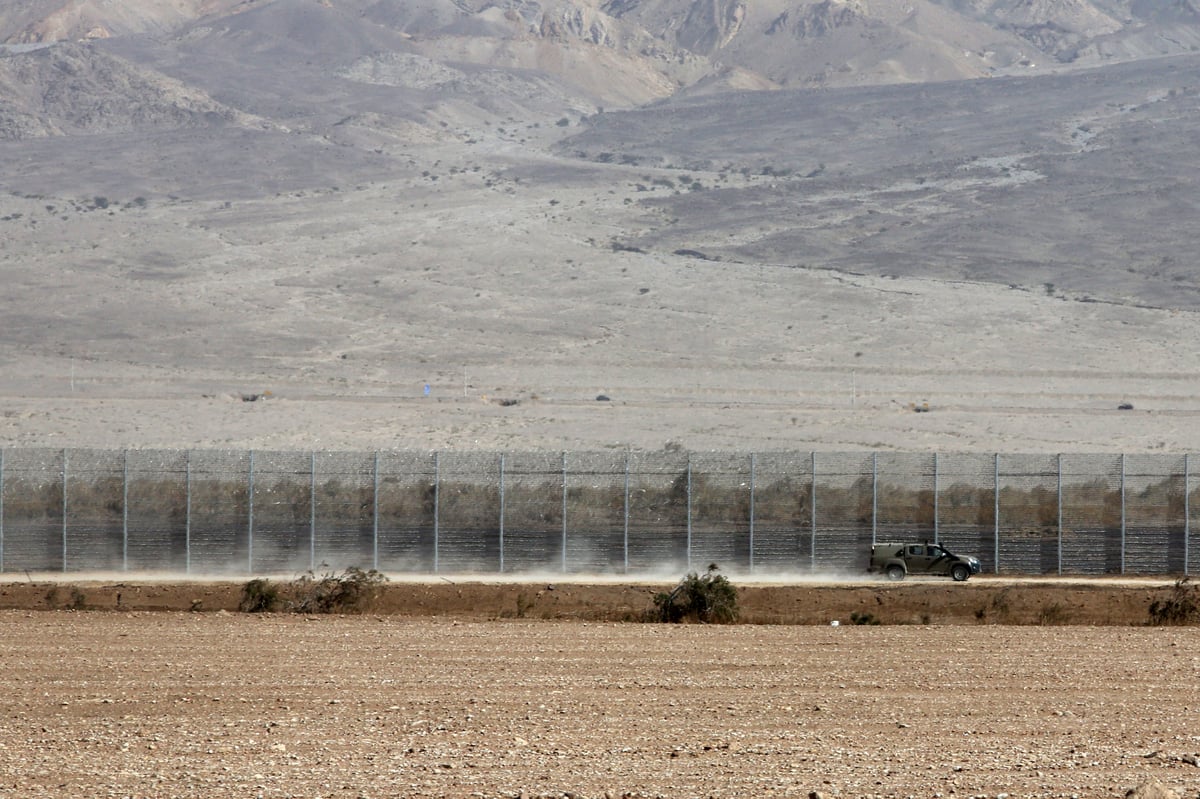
1 598 1198 799
4 9 1200 456
0 574 1185 625
6 5 1200 798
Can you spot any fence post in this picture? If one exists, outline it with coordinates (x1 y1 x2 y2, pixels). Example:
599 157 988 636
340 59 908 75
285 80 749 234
871 452 878 547
623 451 630 574
810 451 817 572
122 450 129 572
185 451 192 576
993 453 1000 574
1186 453 1191 577
1121 453 1127 575
1057 453 1063 576
686 453 693 571
372 451 380 572
749 453 756 575
933 452 940 545
0 448 4 574
62 448 68 573
499 453 506 573
561 451 568 574
309 451 316 572
439 448 444 573
248 450 254 574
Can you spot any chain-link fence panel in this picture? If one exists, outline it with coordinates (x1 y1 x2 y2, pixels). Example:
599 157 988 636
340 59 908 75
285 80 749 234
63 449 124 572
1125 454 1185 575
188 450 249 574
748 452 813 573
689 452 751 575
436 451 501 572
126 450 188 571
1 448 64 571
874 452 935 548
501 452 565 573
813 452 874 572
997 454 1059 574
315 451 376 571
935 453 997 572
1060 454 1122 575
626 452 690 573
1189 457 1200 576
5 448 1200 577
563 451 627 574
250 451 314 574
376 451 437 572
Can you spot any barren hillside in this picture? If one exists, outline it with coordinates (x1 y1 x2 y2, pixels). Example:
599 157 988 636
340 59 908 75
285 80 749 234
2 0 1200 455
6 0 1200 92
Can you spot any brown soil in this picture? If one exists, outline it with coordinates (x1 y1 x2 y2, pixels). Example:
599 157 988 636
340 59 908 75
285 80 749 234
0 575 1188 626
1 604 1198 799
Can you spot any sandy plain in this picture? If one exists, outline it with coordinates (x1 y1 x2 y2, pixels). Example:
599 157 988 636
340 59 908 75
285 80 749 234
5 12 1200 799
3 149 1200 456
4 47 1200 457
1 606 1198 799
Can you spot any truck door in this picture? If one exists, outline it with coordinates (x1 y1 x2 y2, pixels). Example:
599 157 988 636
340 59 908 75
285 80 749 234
905 544 933 572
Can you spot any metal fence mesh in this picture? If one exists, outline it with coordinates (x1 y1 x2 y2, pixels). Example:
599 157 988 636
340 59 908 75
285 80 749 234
996 454 1058 574
2 449 64 572
501 452 565 573
935 453 996 572
1060 454 1122 575
563 451 627 574
1125 454 1185 575
626 452 689 573
188 450 249 574
126 450 188 571
436 451 501 573
690 452 751 573
1 448 1197 577
376 451 436 572
314 451 376 572
813 452 873 572
750 452 813 573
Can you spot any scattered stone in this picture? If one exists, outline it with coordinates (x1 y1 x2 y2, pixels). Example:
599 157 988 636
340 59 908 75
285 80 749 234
1125 782 1181 799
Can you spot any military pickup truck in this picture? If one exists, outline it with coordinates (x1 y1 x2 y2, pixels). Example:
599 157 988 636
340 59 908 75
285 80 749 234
869 541 982 582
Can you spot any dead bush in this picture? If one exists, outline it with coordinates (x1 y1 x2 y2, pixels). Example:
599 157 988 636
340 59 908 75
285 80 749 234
651 563 739 624
288 568 389 614
239 568 388 614
239 578 281 612
1148 577 1200 626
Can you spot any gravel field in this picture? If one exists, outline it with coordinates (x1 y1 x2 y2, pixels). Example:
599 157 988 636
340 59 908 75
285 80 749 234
1 612 1198 798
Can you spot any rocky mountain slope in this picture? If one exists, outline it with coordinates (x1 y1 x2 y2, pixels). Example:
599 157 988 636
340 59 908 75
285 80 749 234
3 0 1200 455
5 0 1200 97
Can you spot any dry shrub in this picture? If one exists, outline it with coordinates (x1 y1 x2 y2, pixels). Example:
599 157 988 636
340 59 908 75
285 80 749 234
1148 577 1200 626
289 568 389 614
239 578 281 612
652 563 739 624
239 568 388 614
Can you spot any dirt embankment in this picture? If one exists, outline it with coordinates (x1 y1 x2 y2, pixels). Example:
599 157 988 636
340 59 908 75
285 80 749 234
0 576 1186 625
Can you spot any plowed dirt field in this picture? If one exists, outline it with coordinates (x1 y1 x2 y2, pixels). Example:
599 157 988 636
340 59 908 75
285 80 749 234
1 579 1198 798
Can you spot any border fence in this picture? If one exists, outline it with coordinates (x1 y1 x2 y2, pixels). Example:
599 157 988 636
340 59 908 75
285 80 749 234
0 448 1195 577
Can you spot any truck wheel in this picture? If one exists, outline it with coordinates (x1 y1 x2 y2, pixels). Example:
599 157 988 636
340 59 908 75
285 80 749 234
886 565 905 581
951 564 970 582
